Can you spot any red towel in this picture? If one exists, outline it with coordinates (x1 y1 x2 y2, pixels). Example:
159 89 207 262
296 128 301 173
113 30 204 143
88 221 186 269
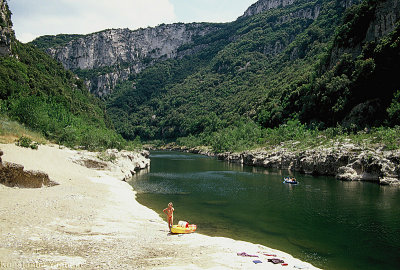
237 252 259 257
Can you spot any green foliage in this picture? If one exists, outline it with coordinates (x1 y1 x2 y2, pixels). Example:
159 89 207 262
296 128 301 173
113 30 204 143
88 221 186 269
334 0 379 47
97 151 117 162
210 120 263 153
0 40 135 150
0 114 47 144
15 136 39 149
34 0 396 153
105 0 357 142
0 1 12 28
348 126 400 150
387 90 400 125
299 4 400 129
30 34 84 49
73 62 131 81
177 118 400 152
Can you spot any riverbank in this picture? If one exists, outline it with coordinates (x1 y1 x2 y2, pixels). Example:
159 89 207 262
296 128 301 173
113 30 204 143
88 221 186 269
159 142 400 186
0 143 318 269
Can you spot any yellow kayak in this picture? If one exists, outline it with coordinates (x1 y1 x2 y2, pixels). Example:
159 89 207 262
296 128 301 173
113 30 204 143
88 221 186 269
171 224 197 234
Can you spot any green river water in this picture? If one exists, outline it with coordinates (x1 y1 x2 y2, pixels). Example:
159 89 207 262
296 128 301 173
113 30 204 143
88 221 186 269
129 151 400 270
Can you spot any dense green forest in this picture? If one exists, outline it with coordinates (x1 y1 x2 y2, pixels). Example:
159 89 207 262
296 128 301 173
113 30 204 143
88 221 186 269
105 0 399 151
0 14 134 150
4 0 399 153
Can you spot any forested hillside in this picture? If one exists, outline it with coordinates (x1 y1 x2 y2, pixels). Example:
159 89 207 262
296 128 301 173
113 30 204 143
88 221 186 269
106 0 400 147
0 0 129 150
25 0 400 152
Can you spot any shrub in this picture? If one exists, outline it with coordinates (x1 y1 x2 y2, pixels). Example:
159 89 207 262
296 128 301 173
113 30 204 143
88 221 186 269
15 136 39 150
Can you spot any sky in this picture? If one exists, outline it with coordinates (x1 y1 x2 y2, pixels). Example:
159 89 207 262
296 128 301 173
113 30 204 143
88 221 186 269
7 0 258 43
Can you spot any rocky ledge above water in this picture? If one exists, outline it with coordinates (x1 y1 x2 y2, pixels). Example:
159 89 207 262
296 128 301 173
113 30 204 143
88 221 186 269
158 143 400 186
0 149 58 188
216 145 400 186
70 148 150 181
0 146 150 187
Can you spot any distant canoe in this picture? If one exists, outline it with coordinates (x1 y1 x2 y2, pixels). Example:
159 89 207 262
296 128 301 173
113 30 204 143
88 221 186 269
283 177 298 184
283 180 298 184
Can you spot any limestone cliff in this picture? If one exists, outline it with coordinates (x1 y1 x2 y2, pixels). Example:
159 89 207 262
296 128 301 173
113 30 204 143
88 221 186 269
39 0 367 98
0 0 14 56
45 1 326 97
365 0 400 40
329 0 400 66
241 0 297 18
241 0 359 18
46 23 220 97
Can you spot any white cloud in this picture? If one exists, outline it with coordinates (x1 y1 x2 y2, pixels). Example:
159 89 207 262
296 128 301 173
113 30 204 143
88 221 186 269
8 0 176 42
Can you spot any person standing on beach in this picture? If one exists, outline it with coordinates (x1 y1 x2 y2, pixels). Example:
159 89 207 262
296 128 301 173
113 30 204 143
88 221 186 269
163 202 174 232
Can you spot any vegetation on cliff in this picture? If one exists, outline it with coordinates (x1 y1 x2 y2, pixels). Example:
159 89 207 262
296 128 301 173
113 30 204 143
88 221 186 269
105 0 399 152
30 34 84 50
4 0 399 153
0 40 133 150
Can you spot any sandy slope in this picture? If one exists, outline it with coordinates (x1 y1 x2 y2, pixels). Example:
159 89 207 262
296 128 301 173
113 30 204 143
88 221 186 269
0 143 318 269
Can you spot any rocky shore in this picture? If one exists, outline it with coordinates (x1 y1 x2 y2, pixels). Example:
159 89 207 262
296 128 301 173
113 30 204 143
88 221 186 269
0 143 319 269
159 142 400 186
69 148 150 181
0 146 150 187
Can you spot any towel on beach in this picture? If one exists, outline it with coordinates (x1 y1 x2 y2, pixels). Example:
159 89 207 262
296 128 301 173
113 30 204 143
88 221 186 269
268 258 285 264
263 253 277 257
237 252 259 257
253 260 263 264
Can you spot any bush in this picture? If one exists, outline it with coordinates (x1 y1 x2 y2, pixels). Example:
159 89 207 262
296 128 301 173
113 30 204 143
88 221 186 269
387 90 400 125
15 136 39 150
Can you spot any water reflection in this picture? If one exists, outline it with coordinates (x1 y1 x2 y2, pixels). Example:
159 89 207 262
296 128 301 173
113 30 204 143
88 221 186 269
130 151 400 270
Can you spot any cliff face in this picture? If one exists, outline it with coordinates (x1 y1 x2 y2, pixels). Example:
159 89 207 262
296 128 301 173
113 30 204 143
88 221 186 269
366 0 400 40
45 1 327 97
0 0 13 56
41 0 374 99
240 0 360 18
330 0 400 66
47 23 220 97
241 0 297 17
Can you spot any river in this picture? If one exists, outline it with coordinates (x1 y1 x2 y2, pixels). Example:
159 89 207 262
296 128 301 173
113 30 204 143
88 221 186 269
129 151 400 270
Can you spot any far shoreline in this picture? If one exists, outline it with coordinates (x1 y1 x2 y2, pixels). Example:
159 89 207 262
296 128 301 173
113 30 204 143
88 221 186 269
154 143 400 186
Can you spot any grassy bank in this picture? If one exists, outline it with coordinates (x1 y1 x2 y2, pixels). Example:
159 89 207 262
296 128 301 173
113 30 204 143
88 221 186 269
176 119 400 153
0 114 142 151
0 115 47 144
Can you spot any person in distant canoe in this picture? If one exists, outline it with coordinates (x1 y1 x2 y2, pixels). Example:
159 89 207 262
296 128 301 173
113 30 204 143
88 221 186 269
163 202 174 232
288 177 297 183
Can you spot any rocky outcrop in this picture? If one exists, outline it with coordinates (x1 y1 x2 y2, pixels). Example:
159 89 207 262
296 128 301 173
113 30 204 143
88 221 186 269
240 0 297 18
46 24 220 96
215 144 400 185
329 0 400 66
0 0 14 56
70 148 150 181
85 67 133 98
335 150 400 185
276 4 321 24
241 0 359 18
0 149 58 188
365 0 400 41
154 142 400 185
